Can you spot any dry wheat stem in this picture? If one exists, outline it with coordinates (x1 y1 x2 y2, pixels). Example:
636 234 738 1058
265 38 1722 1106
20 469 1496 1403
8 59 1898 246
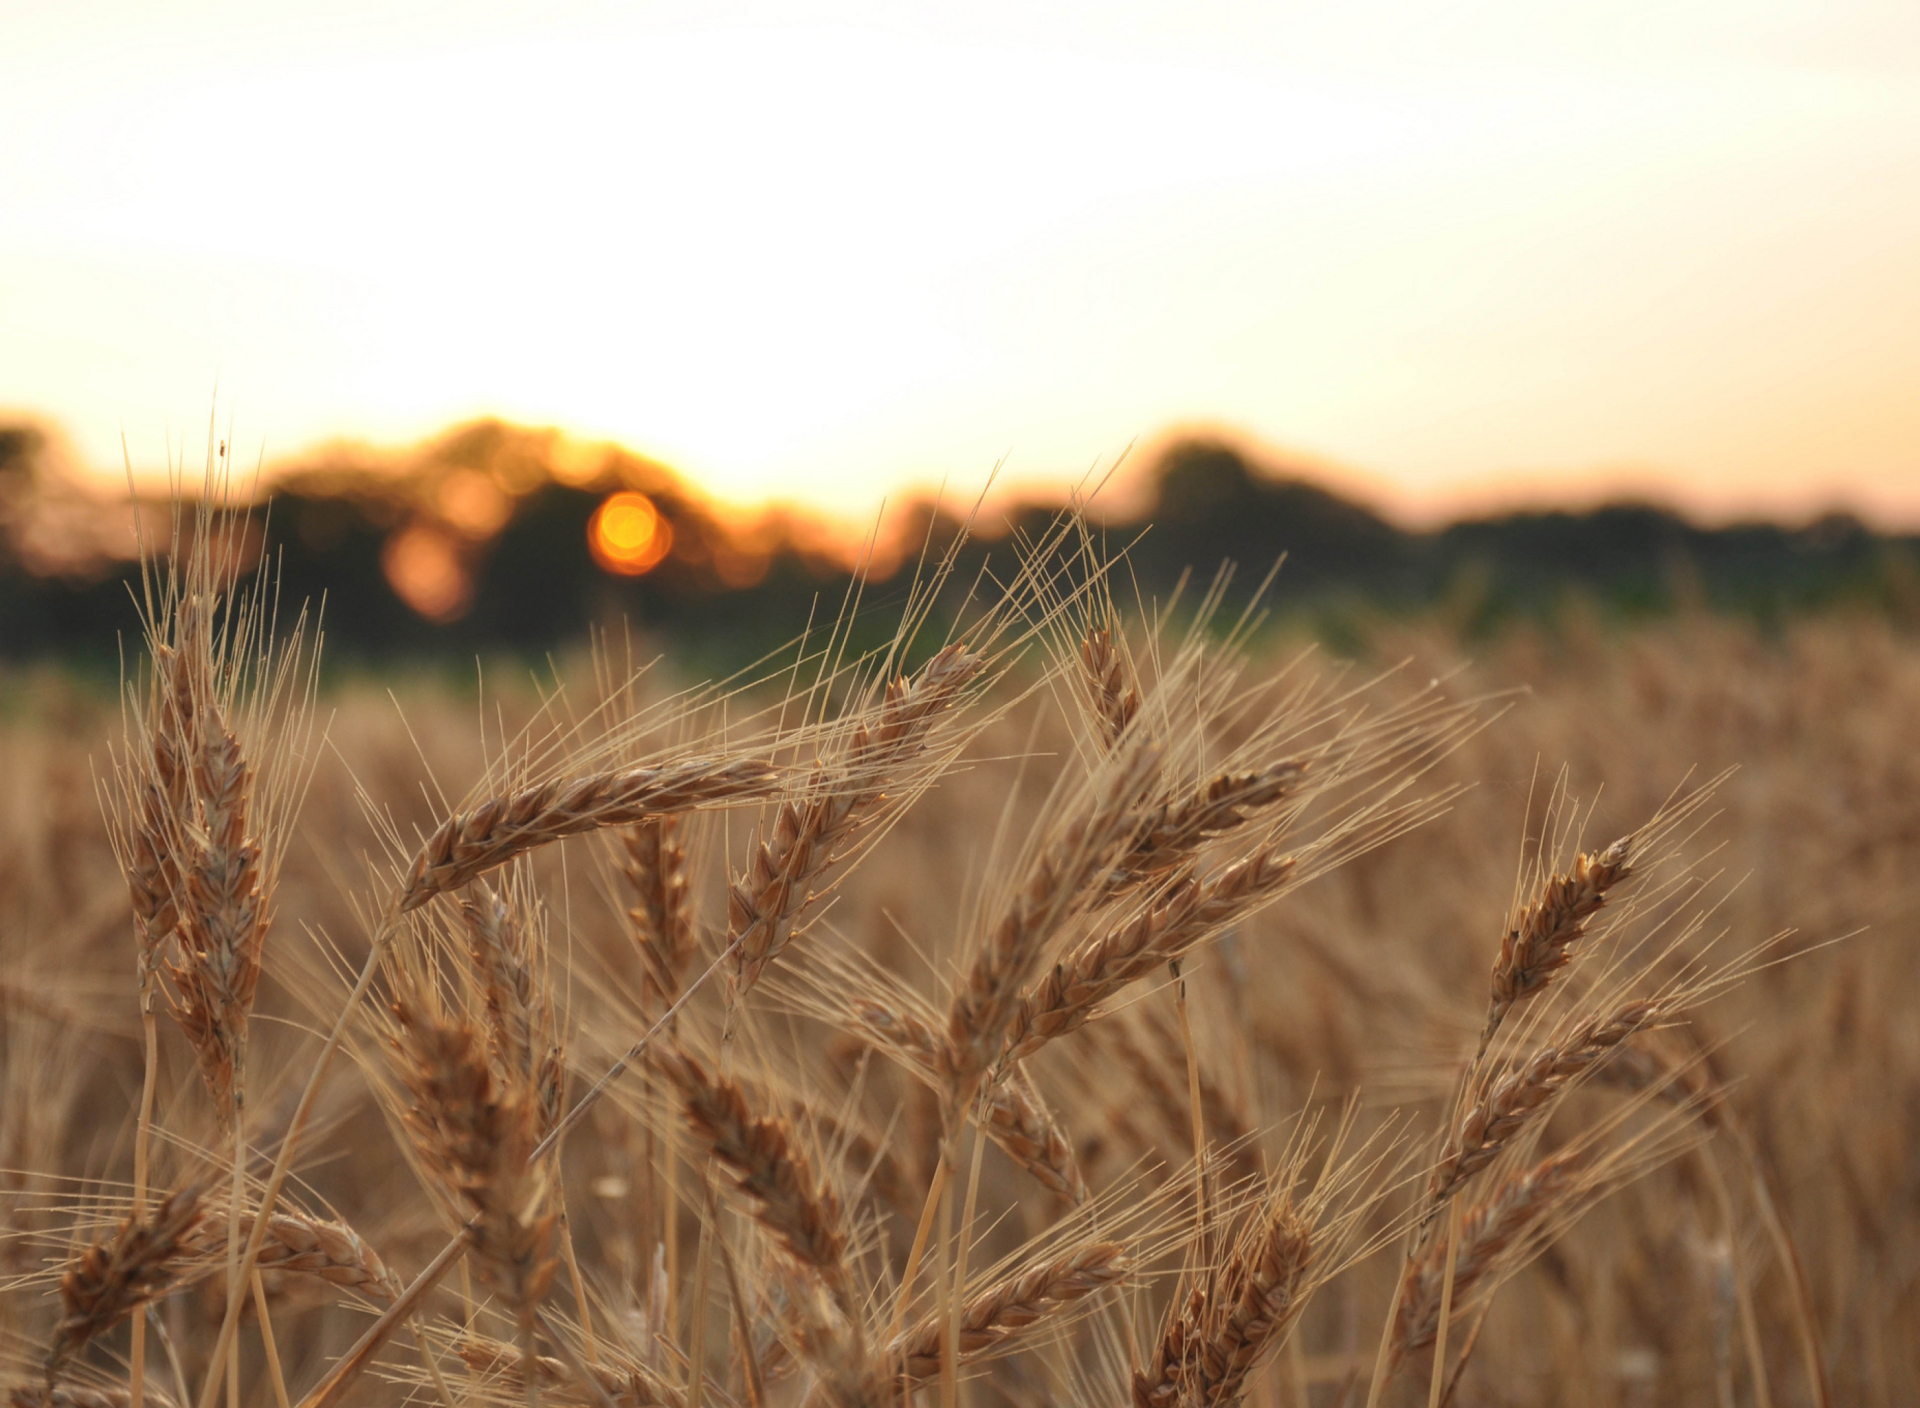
892 1241 1129 1384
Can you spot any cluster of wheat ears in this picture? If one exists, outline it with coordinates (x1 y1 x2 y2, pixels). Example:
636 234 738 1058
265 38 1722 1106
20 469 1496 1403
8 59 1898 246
1 481 1840 1408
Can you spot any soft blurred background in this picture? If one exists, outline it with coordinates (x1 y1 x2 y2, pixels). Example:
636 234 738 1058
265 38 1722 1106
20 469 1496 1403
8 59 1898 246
4 1 1920 665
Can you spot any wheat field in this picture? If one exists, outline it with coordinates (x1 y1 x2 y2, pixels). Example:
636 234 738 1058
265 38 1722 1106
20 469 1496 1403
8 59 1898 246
0 501 1914 1408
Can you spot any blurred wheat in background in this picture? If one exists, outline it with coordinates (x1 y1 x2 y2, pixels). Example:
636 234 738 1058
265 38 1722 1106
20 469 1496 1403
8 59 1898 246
0 460 1913 1408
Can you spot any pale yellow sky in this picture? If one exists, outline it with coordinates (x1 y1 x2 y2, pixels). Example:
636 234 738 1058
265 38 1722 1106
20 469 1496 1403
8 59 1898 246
4 1 1918 525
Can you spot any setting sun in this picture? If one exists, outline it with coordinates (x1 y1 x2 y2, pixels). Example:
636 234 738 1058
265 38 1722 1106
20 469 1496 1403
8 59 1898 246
589 491 672 575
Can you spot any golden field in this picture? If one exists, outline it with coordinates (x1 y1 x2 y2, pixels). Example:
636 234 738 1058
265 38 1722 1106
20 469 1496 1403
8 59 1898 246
0 519 1914 1408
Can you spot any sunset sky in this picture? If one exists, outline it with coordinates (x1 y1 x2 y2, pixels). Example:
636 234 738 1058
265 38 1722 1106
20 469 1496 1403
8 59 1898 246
5 1 1919 526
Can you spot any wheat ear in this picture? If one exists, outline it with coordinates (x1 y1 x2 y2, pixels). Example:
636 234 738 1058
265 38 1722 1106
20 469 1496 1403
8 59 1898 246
731 643 983 995
196 1212 403 1302
46 1187 204 1386
1429 999 1664 1209
454 1336 684 1407
1392 1153 1581 1369
1479 835 1633 1056
648 1046 851 1299
1079 625 1140 749
1003 848 1296 1067
390 1002 560 1331
1110 764 1305 893
621 816 697 1013
1135 1198 1315 1408
852 999 1088 1202
893 1241 1128 1383
941 742 1161 1112
402 757 779 911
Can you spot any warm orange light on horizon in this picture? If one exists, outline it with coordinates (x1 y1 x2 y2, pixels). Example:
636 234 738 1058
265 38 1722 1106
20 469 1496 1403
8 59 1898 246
590 492 672 576
382 522 472 621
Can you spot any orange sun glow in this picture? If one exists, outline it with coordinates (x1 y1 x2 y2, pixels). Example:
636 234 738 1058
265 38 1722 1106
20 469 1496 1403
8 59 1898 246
590 492 672 575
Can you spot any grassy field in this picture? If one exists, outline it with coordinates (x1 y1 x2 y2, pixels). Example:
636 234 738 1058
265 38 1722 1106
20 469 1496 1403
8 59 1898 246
0 519 1914 1408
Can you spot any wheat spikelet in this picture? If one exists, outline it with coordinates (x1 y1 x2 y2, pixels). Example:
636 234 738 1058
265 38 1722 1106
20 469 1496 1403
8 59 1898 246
200 1211 403 1301
459 883 566 1137
648 1045 850 1296
1110 763 1305 893
12 1388 181 1408
620 815 696 1012
401 756 780 911
163 720 266 1123
45 1186 203 1384
454 1336 683 1406
389 1001 559 1329
1392 1152 1581 1365
1080 625 1140 749
731 642 983 994
1481 835 1634 1052
941 742 1161 1108
893 1241 1128 1383
1003 848 1296 1066
1429 999 1664 1208
1135 1198 1314 1408
850 998 1088 1202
